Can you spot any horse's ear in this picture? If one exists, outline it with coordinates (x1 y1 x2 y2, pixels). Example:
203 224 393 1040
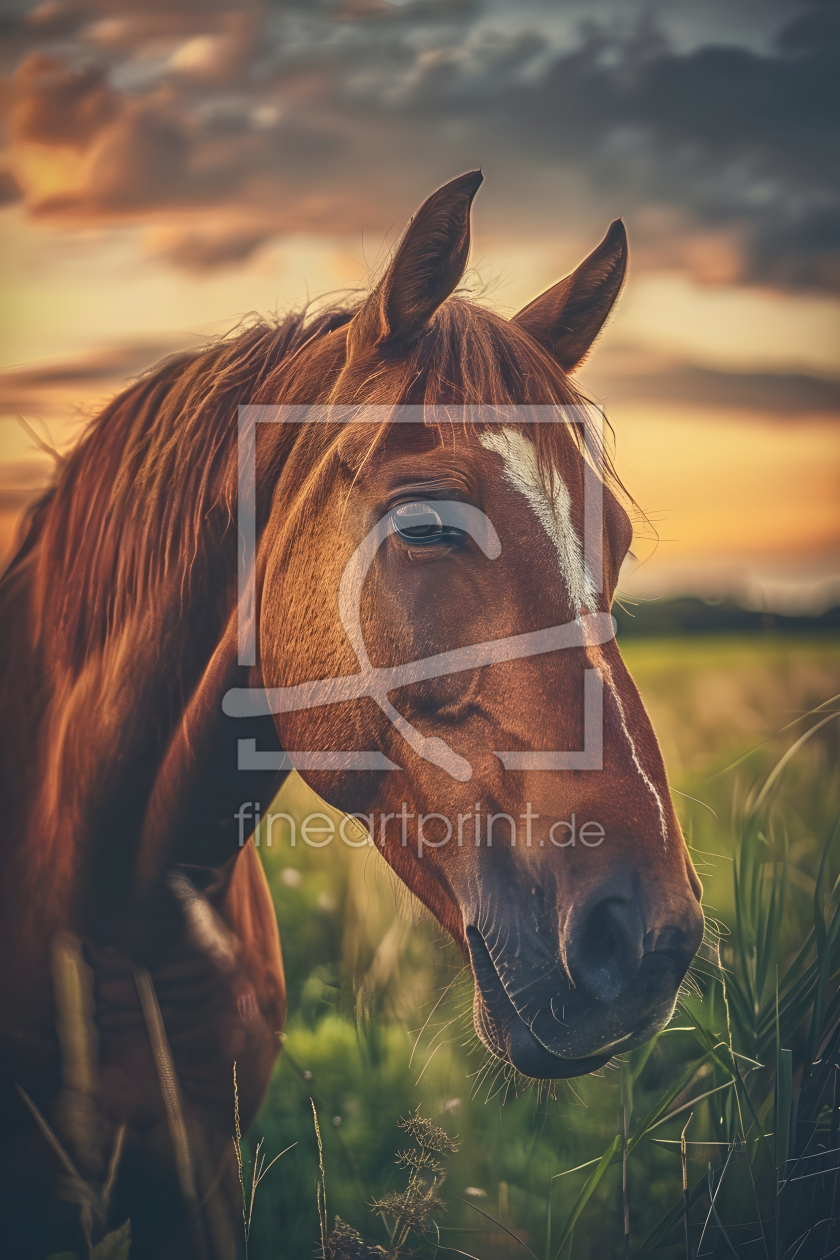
346 169 483 359
513 219 627 373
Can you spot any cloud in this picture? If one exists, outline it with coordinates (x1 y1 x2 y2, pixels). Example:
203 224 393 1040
0 338 186 390
143 219 273 269
582 351 840 416
0 0 837 288
375 7 840 290
0 168 23 204
68 99 191 208
9 53 118 148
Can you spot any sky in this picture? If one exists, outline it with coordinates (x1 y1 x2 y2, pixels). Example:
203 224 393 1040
0 0 838 611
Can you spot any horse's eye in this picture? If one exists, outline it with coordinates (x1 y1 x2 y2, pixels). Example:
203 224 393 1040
390 502 460 545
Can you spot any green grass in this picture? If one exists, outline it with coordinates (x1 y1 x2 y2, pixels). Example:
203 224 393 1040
242 635 840 1259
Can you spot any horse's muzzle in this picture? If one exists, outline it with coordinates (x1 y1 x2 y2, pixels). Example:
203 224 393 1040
466 884 703 1078
468 927 610 1078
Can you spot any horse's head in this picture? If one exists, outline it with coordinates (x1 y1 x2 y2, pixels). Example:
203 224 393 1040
256 172 703 1078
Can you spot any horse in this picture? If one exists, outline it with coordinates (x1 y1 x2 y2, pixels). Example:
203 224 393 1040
0 171 703 1258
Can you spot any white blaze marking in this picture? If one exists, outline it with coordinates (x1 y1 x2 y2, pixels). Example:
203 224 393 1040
591 647 669 849
479 428 597 615
480 427 669 848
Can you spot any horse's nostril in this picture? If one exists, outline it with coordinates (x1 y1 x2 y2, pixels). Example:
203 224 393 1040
569 898 645 1004
647 925 698 978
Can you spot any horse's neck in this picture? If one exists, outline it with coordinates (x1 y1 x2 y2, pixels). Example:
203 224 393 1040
0 399 295 940
0 531 227 929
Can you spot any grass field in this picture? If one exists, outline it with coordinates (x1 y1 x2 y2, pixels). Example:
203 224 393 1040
240 634 840 1259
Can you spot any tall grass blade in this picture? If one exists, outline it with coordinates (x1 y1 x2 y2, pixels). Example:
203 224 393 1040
455 1196 540 1260
756 847 787 1009
15 1082 97 1255
51 931 102 1180
695 1144 736 1258
134 968 197 1207
635 1176 707 1255
552 1134 620 1259
753 713 840 811
622 1062 632 1260
629 1055 716 1151
681 1114 693 1260
807 817 840 1069
90 1220 131 1260
775 1050 793 1171
232 1061 247 1249
630 1032 661 1084
706 1167 741 1259
101 1125 126 1218
311 1099 328 1260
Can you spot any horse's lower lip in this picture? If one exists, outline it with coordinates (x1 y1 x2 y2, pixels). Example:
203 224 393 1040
466 927 611 1079
501 1009 611 1079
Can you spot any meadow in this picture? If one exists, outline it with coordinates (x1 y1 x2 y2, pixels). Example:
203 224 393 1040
230 632 840 1259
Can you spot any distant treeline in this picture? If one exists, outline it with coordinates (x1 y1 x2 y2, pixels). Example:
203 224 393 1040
613 596 840 637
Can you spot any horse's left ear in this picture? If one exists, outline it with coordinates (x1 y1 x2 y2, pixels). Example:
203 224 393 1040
513 219 627 373
345 169 484 361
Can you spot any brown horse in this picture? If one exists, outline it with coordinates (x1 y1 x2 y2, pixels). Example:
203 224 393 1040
0 172 703 1258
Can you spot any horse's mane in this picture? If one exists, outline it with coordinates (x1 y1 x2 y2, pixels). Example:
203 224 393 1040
12 303 355 669
8 292 625 674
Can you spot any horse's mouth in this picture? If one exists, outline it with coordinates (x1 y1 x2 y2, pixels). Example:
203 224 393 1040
466 927 612 1079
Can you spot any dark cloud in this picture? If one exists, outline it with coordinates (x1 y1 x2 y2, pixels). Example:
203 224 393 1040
10 53 117 147
147 221 272 269
71 101 190 208
0 338 186 387
581 354 840 415
0 167 22 202
365 3 840 290
1 0 838 288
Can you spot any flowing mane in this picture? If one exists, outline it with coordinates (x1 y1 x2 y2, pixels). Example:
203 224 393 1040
12 306 350 670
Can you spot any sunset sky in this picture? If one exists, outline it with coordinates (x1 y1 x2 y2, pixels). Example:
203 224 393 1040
0 0 837 611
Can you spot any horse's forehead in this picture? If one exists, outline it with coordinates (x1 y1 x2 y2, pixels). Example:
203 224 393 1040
338 425 581 496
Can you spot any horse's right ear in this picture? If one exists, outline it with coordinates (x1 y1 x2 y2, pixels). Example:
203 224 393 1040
345 170 483 361
512 219 628 373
